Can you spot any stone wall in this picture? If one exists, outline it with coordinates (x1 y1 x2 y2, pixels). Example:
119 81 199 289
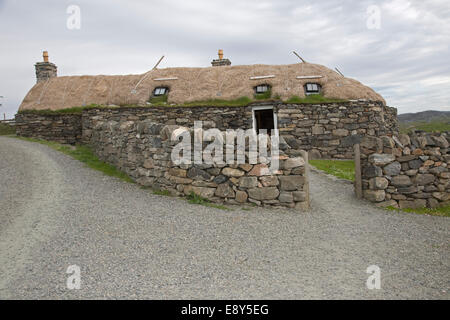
82 100 398 159
359 132 450 209
15 113 82 144
277 100 398 159
84 114 310 209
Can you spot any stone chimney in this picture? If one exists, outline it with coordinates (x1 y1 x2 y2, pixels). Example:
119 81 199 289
211 49 231 67
35 51 57 83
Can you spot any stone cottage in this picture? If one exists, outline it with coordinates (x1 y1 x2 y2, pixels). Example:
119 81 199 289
18 50 398 159
14 51 407 209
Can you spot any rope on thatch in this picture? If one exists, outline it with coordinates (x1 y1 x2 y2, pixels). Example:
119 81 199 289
82 78 95 106
60 77 69 107
36 79 51 105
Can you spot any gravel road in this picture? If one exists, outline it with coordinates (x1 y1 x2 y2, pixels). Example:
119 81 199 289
0 136 448 299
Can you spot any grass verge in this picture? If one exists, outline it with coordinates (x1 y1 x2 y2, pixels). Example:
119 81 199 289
285 94 347 104
385 205 450 217
153 189 172 196
399 121 450 134
14 136 134 183
309 159 355 181
186 192 231 210
0 123 15 135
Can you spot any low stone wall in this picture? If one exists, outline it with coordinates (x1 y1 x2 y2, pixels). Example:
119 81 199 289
85 117 309 209
15 113 82 144
277 100 398 159
359 132 449 208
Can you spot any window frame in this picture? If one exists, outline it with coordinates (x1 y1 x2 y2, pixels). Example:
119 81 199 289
254 84 271 94
153 86 169 96
304 83 321 95
251 105 278 137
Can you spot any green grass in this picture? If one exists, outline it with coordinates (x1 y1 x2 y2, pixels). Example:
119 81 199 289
0 123 15 135
186 192 231 210
18 104 106 115
399 121 450 134
153 189 172 196
254 90 272 100
148 95 168 104
285 94 347 104
309 159 355 181
386 205 450 217
148 96 255 108
14 137 134 183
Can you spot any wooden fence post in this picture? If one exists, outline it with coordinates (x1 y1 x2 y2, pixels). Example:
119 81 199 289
354 143 362 199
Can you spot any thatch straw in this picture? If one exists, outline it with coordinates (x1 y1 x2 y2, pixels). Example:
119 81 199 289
19 62 385 111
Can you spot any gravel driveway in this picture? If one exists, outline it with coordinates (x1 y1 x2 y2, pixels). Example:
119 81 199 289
0 136 448 299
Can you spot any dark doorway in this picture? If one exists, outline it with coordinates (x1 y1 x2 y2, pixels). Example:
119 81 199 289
254 109 275 135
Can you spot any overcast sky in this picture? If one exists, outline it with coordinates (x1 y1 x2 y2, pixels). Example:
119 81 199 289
0 0 449 118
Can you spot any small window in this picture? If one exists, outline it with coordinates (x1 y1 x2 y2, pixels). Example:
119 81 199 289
153 87 169 96
304 83 321 95
254 84 270 94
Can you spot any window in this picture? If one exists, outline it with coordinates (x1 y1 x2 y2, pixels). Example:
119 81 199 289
254 84 270 94
153 87 169 96
304 83 321 95
252 106 278 136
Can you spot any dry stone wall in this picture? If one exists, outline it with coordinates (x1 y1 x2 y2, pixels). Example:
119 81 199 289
84 114 310 209
277 101 398 159
15 113 82 144
359 132 450 209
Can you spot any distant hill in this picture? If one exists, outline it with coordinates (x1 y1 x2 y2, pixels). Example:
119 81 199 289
398 110 450 133
398 110 450 123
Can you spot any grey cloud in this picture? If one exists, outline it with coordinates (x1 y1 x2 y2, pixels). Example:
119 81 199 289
0 0 449 118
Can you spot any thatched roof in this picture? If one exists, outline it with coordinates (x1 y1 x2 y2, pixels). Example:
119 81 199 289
19 62 385 111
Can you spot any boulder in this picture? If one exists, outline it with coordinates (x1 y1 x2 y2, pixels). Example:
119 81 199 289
235 190 248 203
369 177 389 190
408 159 423 170
187 167 211 180
222 167 245 177
391 175 412 187
369 153 395 166
383 161 401 176
183 186 215 198
248 164 270 176
248 187 280 200
363 190 385 202
279 176 306 191
399 199 427 209
260 176 279 187
293 191 307 202
362 165 382 178
278 192 294 203
431 135 449 148
215 183 235 198
375 200 399 208
238 177 258 188
283 157 305 169
433 192 450 201
168 168 187 178
414 174 435 185
332 129 349 137
213 175 228 184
